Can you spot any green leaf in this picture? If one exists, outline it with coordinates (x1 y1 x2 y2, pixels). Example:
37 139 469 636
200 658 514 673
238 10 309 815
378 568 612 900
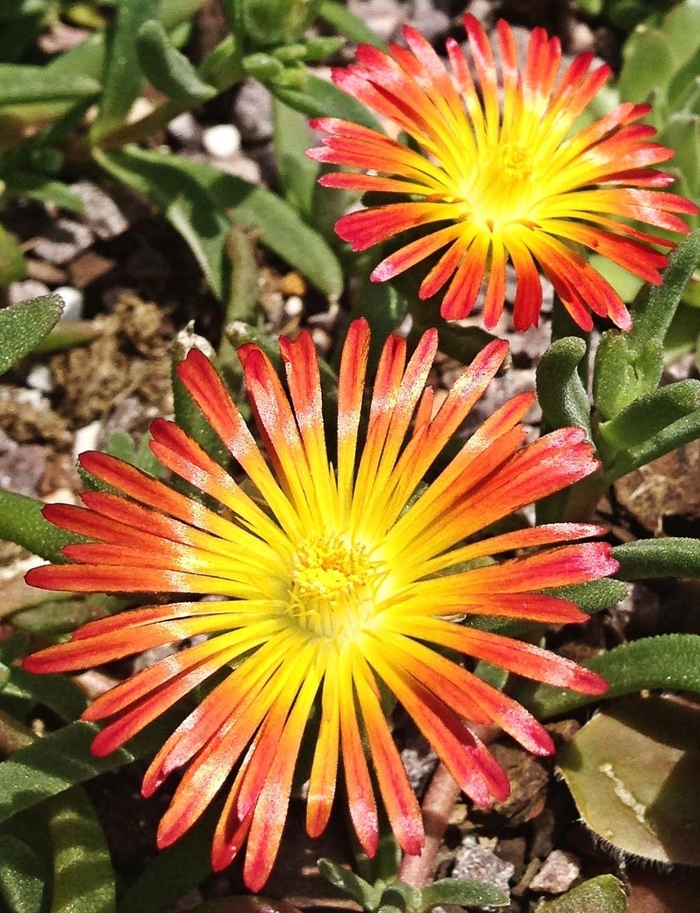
137 19 217 104
91 0 155 141
273 96 319 220
610 404 700 478
239 0 319 48
517 634 700 720
617 26 674 104
663 0 700 70
224 227 259 323
174 152 343 297
548 578 630 616
592 332 663 421
420 876 509 909
0 716 175 826
118 806 219 913
267 70 381 131
48 787 116 913
614 536 700 579
0 833 46 913
535 875 627 912
317 0 386 48
558 695 700 866
318 858 380 910
99 146 343 299
0 222 26 287
8 174 85 213
629 229 700 354
0 489 81 563
0 65 100 107
536 337 592 436
96 147 230 299
0 293 63 375
598 379 700 449
659 113 700 197
5 666 87 722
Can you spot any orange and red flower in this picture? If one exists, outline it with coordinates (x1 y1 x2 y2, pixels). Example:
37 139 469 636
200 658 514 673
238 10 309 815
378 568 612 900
309 15 698 331
24 321 614 889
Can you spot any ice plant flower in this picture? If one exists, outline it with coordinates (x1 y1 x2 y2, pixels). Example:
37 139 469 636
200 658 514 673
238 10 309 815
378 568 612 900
24 320 615 890
309 15 698 331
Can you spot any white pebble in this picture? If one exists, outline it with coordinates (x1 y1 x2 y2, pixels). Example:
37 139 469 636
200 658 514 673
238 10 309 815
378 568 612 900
73 420 102 459
202 124 242 159
26 364 54 394
285 295 304 317
54 285 84 321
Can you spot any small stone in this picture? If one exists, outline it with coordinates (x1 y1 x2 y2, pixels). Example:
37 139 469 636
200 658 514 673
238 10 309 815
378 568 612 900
32 218 95 266
26 259 67 285
348 0 404 40
529 850 581 895
7 280 50 306
203 123 242 159
68 250 116 288
26 365 54 394
452 838 514 895
233 80 273 144
73 420 102 459
168 112 203 149
53 286 84 321
70 181 133 240
284 295 304 317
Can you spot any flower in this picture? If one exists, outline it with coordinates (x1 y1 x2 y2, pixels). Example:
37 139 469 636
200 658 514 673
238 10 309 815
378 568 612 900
24 320 615 890
309 15 698 331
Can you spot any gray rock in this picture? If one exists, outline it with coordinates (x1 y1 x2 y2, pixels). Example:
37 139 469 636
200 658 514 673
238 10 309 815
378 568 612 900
233 79 273 144
32 218 95 265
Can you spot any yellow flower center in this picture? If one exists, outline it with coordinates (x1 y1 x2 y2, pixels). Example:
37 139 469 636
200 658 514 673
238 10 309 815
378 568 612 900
456 141 538 231
288 534 377 641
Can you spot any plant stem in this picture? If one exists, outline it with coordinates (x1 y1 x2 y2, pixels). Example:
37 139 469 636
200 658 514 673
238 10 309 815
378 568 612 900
398 723 500 889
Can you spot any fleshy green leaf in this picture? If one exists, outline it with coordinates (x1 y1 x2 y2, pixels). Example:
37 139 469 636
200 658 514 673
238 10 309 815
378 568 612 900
9 174 85 213
317 0 386 48
548 579 630 616
516 634 700 720
0 490 81 562
96 147 230 299
617 26 674 104
0 65 100 107
0 833 46 913
420 876 509 908
0 223 26 286
629 229 700 355
535 875 627 912
4 666 87 722
137 19 217 104
47 786 116 913
598 379 700 448
0 293 63 375
610 405 700 478
558 695 700 866
318 857 381 910
267 70 381 131
0 715 176 826
273 97 319 220
91 0 154 141
536 337 592 436
592 332 663 421
614 537 700 579
118 806 219 913
658 113 700 196
99 147 343 299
